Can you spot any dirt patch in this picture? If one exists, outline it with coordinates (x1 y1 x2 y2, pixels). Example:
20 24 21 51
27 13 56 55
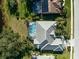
9 16 27 39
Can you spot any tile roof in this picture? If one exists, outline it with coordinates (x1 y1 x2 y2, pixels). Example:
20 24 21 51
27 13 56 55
35 21 56 44
32 0 62 13
33 21 64 51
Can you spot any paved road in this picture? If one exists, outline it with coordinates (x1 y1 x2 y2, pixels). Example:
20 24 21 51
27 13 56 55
74 0 79 59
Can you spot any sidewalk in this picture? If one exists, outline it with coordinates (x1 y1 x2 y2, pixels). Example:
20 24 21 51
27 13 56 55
74 0 79 59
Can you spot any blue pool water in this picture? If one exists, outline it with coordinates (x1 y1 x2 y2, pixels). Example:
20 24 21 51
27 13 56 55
29 22 36 37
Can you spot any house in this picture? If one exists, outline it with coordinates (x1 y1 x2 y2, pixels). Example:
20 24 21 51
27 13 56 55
32 0 64 14
32 55 55 59
29 21 64 52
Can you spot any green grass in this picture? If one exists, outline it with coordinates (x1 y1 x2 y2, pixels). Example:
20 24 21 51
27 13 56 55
65 0 71 39
2 0 27 39
24 49 70 59
72 48 74 59
18 0 27 18
55 51 70 59
22 52 70 59
22 55 31 59
9 16 27 39
65 0 71 17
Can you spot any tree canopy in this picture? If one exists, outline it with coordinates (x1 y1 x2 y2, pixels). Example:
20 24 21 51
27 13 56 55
0 29 33 59
55 17 70 39
8 0 18 15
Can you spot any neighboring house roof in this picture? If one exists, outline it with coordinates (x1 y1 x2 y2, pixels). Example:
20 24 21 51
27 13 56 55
32 55 55 59
32 0 63 13
33 21 64 51
48 0 62 13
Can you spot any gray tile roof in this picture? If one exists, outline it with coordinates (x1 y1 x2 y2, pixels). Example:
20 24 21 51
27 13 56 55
34 21 64 51
35 21 56 44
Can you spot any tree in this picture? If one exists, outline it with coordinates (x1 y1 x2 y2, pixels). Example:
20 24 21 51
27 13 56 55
8 0 18 15
55 29 62 36
55 17 65 36
55 17 70 39
0 29 33 59
0 0 2 5
0 8 4 33
62 7 67 18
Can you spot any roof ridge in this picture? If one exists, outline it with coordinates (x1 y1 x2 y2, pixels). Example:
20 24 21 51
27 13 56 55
37 22 46 31
53 45 63 51
41 43 49 50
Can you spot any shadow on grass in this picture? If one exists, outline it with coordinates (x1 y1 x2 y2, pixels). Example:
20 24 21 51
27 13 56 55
0 9 4 33
34 48 63 55
0 0 2 5
37 13 62 21
25 0 33 13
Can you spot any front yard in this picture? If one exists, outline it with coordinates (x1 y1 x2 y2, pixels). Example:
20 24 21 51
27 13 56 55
55 50 70 59
64 0 71 39
22 47 70 59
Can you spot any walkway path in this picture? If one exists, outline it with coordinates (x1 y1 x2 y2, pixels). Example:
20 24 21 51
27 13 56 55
70 0 74 59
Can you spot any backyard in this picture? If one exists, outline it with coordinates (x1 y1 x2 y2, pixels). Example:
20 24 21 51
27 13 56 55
2 0 29 39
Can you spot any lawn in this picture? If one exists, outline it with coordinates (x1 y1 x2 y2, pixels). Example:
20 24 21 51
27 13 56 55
2 0 28 39
65 0 71 17
65 0 71 39
72 48 74 59
55 50 70 59
22 52 70 59
22 55 31 59
9 16 27 39
23 49 70 59
18 0 27 18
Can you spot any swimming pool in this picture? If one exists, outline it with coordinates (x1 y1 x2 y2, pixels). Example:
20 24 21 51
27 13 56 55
29 22 36 37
